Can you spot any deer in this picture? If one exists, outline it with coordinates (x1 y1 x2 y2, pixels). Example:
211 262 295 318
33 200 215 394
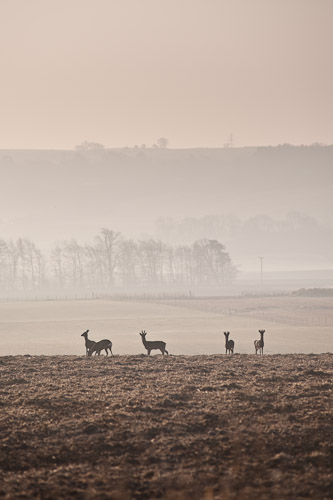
254 329 265 355
223 331 234 354
139 330 168 355
81 330 96 356
88 339 113 357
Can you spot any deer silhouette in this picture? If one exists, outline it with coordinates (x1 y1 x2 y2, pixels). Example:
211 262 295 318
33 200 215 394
139 330 168 355
81 330 96 356
254 329 265 355
88 339 113 357
223 331 235 354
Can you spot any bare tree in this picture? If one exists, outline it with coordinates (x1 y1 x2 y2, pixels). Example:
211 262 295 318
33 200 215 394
0 239 10 289
0 231 237 292
7 240 19 290
63 239 86 288
137 239 165 284
95 228 122 287
119 239 139 285
50 245 65 288
193 239 237 284
84 244 100 287
174 245 193 285
13 238 46 290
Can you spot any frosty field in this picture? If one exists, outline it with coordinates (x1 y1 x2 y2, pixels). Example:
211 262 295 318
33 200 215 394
0 297 332 356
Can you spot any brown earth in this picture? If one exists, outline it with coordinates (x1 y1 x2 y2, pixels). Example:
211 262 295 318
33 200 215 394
0 354 332 499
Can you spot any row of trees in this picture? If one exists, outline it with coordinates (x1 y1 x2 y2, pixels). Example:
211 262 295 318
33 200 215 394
0 229 237 291
75 137 169 151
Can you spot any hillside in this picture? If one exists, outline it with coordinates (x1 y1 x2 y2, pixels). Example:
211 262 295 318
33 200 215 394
1 145 332 272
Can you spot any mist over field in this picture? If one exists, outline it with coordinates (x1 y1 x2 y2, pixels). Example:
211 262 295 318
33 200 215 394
1 1 332 498
1 145 332 281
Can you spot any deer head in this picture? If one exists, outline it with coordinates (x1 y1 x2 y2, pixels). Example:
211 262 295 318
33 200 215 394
81 330 89 338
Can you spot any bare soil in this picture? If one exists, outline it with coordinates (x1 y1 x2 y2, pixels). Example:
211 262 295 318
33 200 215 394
0 354 332 499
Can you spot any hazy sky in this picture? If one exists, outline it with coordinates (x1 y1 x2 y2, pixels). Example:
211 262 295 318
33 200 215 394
1 0 332 149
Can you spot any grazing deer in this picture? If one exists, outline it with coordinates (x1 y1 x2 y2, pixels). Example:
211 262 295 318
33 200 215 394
139 330 168 355
81 330 96 356
223 331 234 354
254 329 265 355
88 339 113 357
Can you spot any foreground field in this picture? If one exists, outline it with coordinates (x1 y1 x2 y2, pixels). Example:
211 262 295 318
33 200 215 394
0 354 332 499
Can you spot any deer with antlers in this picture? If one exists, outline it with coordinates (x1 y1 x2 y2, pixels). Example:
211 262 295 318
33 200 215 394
139 330 168 355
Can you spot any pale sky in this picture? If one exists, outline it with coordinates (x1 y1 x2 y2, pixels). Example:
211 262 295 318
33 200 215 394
1 0 332 149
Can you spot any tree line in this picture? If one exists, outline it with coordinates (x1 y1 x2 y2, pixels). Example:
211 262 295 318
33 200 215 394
0 229 237 291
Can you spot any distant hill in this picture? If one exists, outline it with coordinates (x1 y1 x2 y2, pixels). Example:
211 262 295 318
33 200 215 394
0 145 332 272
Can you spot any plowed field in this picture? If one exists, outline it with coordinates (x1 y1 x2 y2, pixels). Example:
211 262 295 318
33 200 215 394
0 354 332 499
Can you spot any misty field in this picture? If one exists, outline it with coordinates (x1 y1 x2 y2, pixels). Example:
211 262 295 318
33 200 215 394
0 354 331 499
0 297 332 498
0 296 332 356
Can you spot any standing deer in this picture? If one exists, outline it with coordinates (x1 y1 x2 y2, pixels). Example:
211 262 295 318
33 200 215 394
254 329 265 355
88 339 113 357
139 330 168 355
223 331 235 354
81 330 96 356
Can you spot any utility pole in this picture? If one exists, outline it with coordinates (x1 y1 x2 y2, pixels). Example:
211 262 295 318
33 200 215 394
223 133 234 149
259 257 263 283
